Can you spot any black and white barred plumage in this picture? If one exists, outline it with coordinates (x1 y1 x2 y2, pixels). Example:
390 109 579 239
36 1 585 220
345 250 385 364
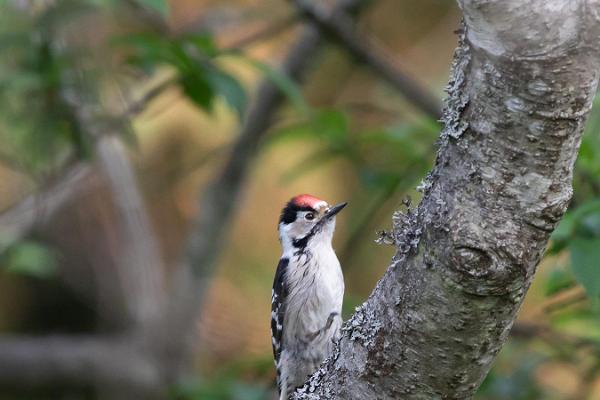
271 194 346 399
271 257 288 375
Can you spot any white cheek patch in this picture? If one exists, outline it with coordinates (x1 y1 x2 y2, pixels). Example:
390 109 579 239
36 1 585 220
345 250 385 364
281 220 309 238
279 225 293 257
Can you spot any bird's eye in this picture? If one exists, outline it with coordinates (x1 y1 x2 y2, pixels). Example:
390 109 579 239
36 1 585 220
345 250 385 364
305 212 315 221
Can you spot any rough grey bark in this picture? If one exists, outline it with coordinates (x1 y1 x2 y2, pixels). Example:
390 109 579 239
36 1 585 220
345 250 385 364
294 1 600 399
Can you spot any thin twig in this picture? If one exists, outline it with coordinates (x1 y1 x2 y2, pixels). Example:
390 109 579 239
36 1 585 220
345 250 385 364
536 287 588 316
510 321 599 349
222 14 300 50
291 0 443 120
122 76 178 118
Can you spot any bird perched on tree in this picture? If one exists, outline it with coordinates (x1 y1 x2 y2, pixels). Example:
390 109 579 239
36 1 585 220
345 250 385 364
271 194 347 399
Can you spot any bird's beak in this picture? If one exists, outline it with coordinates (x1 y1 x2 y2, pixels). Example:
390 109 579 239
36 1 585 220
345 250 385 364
324 202 348 220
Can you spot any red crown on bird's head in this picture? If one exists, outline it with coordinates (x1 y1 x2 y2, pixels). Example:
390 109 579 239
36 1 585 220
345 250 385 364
290 194 327 209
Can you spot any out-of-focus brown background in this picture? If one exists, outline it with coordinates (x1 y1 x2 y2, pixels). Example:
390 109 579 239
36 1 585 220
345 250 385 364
1 1 600 399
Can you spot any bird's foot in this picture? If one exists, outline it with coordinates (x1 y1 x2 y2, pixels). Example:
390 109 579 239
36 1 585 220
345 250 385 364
306 312 339 341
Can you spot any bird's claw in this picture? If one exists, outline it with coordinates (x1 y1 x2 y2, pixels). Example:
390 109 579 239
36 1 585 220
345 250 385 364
307 312 339 341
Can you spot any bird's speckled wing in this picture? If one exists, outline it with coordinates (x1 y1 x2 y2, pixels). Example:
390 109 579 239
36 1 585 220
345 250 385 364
271 257 289 390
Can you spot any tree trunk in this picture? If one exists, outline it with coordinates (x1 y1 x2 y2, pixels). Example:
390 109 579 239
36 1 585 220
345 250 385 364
294 1 600 399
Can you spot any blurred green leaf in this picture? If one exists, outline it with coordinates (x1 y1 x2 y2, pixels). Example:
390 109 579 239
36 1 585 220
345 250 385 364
84 0 116 7
571 200 600 230
551 308 600 341
358 168 401 189
312 109 348 142
580 212 600 237
544 267 576 296
549 214 575 253
182 34 218 58
205 67 247 119
35 0 97 32
180 73 214 111
268 109 349 145
3 241 57 279
0 7 87 175
171 377 270 400
0 32 31 52
268 109 353 182
549 200 600 254
116 32 246 117
280 147 340 183
477 347 543 400
136 0 169 17
570 238 600 300
266 120 316 145
242 58 310 116
113 33 176 70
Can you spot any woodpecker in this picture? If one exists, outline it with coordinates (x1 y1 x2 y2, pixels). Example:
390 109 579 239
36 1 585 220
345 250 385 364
271 194 346 399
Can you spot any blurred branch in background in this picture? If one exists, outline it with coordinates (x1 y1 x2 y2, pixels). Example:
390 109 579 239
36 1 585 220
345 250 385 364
0 163 94 253
0 335 160 393
534 286 588 316
93 135 167 326
57 21 167 326
290 0 443 119
510 321 600 350
221 13 300 50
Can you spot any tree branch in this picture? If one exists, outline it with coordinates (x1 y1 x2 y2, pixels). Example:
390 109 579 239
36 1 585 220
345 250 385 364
295 1 600 398
291 0 443 120
0 163 94 252
94 135 167 325
510 321 599 349
222 14 300 50
0 335 161 394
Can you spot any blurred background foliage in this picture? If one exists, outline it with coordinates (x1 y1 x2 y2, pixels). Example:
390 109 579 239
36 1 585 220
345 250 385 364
0 0 599 399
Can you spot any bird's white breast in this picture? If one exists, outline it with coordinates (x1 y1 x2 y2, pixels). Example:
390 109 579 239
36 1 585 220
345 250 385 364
283 242 344 343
